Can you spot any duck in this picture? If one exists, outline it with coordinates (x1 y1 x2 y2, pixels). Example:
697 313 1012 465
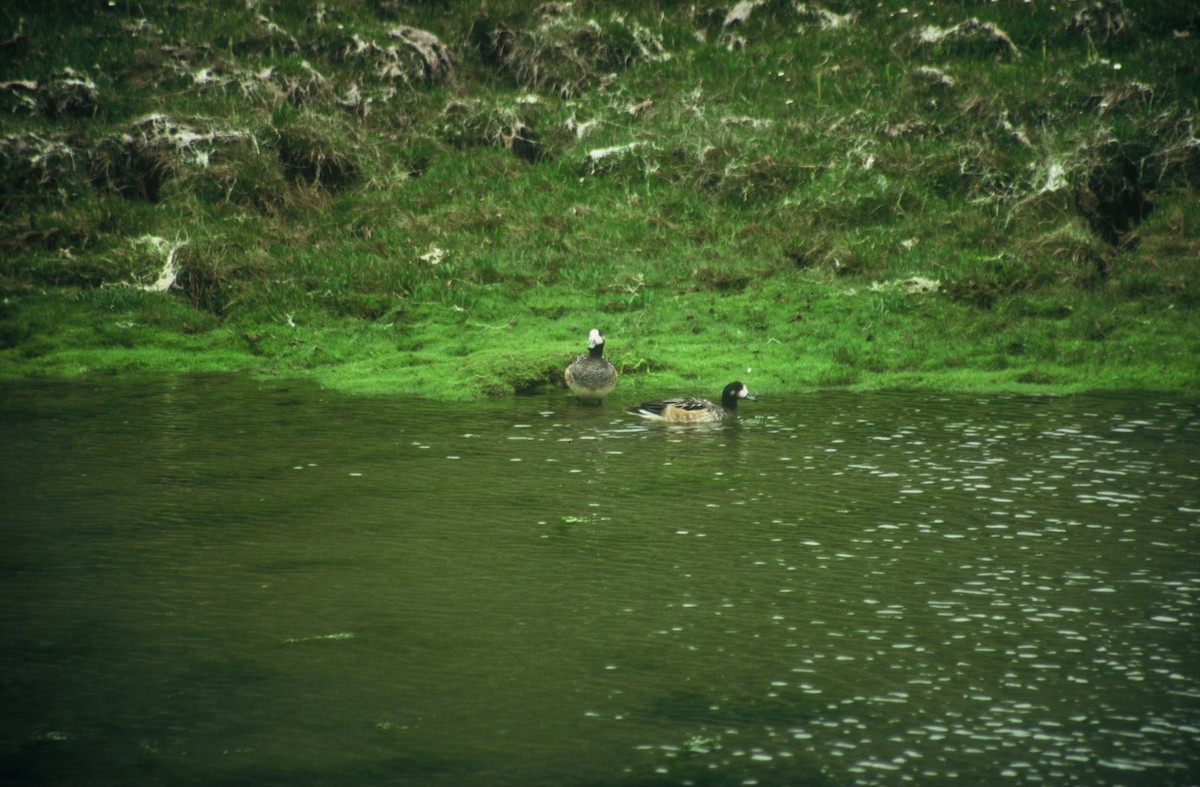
565 328 618 403
623 381 756 423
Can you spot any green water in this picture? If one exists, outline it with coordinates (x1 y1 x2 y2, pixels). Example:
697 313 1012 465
1 376 1198 786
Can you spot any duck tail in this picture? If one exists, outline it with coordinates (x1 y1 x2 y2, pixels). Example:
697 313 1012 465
625 404 671 421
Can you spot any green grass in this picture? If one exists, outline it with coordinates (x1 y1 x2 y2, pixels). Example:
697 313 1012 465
1 0 1198 398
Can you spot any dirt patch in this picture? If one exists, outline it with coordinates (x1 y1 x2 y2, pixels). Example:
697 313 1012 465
1074 143 1155 250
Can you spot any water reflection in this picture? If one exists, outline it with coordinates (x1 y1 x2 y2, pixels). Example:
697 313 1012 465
0 378 1197 786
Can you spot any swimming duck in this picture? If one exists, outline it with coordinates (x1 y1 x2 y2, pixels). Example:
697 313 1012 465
565 328 618 403
623 381 756 423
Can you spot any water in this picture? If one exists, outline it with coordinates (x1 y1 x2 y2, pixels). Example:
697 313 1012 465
1 375 1198 786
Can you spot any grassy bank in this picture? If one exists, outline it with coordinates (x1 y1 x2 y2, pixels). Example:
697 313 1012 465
2 0 1198 398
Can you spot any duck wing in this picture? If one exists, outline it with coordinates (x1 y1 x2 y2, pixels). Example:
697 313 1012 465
624 396 718 421
662 397 714 412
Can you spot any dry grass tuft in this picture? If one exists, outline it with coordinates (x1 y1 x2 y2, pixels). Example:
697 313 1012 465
274 118 360 191
472 5 668 97
90 115 258 203
0 132 87 202
439 98 549 163
914 18 1021 61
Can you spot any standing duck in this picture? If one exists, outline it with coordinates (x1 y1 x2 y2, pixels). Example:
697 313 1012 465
623 381 756 423
565 329 618 403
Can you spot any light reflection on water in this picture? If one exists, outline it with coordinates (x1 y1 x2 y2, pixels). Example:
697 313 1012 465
1 377 1198 786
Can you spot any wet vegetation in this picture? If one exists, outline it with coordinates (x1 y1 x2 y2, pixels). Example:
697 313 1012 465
0 0 1197 397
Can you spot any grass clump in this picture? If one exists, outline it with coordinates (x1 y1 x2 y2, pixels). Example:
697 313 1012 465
0 0 1197 397
471 4 668 98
